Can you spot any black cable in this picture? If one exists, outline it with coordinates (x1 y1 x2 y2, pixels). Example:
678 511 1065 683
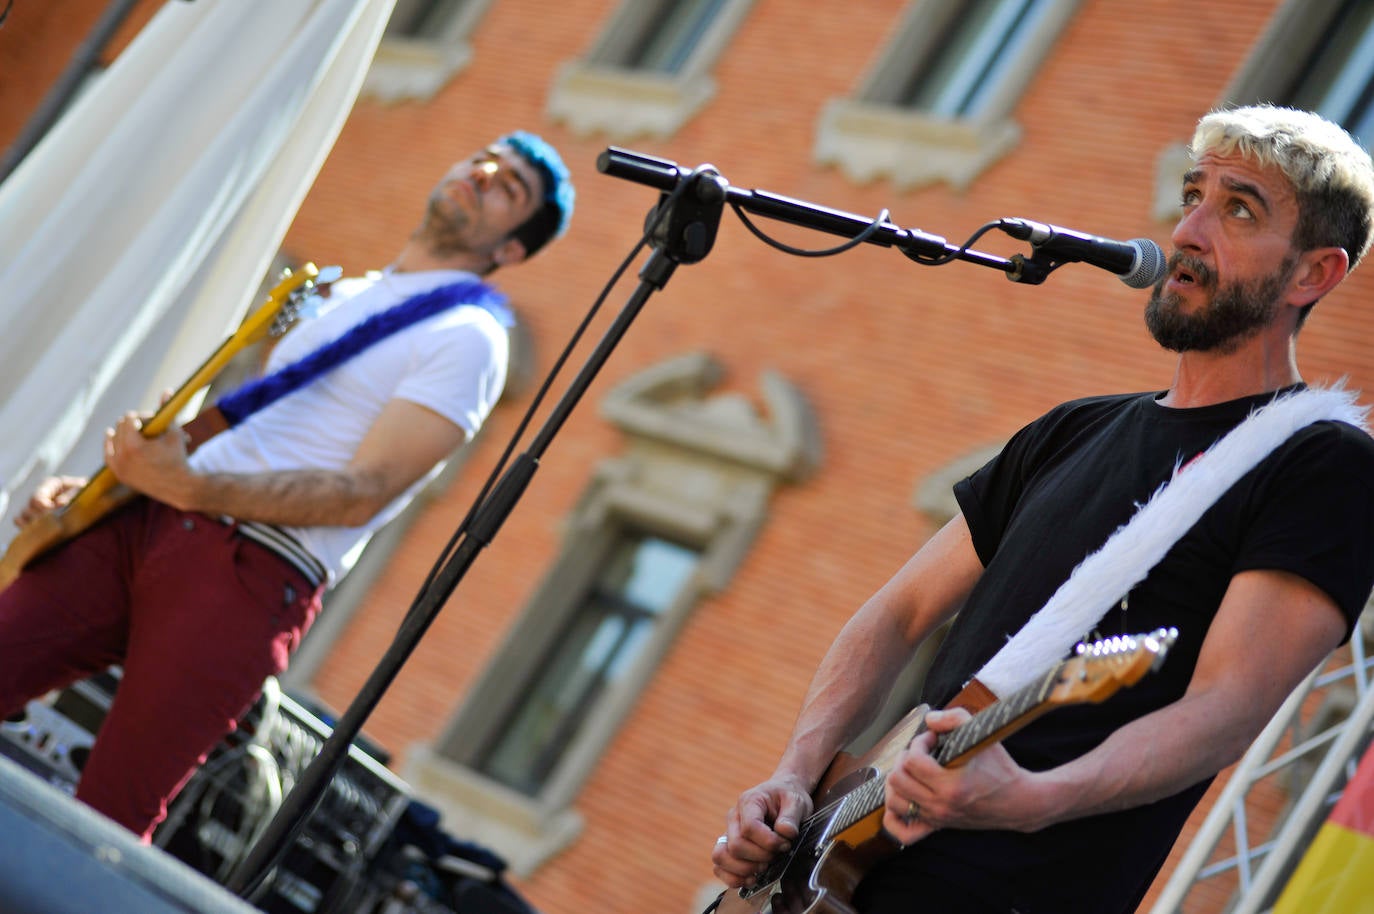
399 177 695 640
730 202 891 257
901 220 1003 266
727 202 1005 272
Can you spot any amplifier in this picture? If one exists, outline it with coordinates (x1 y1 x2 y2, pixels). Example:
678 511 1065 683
155 680 411 914
3 669 410 914
0 670 119 791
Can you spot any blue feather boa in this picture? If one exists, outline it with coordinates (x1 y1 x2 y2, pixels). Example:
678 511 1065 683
218 277 509 427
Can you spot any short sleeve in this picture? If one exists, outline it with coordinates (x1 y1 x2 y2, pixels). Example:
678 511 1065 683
1234 420 1374 633
394 307 510 437
954 400 1085 566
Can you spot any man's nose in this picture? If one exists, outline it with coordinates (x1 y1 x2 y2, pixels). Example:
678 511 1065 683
1171 205 1210 254
474 160 499 185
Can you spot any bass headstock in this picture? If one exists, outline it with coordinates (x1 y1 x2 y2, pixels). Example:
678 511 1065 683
268 263 343 338
233 263 343 346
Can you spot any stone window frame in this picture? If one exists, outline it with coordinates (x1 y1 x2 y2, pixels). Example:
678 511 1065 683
814 0 1082 191
547 0 755 140
402 351 819 874
362 0 496 104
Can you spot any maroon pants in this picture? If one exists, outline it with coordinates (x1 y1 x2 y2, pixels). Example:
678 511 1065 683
0 498 322 841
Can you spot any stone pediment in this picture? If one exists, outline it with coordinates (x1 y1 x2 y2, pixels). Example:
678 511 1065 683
599 351 821 483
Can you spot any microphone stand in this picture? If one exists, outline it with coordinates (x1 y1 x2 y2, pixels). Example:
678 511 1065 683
225 150 1028 901
596 147 1044 282
225 164 725 901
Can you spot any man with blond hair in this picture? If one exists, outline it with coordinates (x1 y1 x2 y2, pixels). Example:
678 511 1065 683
713 105 1374 914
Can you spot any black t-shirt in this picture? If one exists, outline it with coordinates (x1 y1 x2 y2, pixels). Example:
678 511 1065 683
858 388 1374 914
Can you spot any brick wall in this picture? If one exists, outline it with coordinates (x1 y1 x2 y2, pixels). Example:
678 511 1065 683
4 3 1368 913
292 3 1358 913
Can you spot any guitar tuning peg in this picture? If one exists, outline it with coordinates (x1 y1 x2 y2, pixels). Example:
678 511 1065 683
314 265 344 286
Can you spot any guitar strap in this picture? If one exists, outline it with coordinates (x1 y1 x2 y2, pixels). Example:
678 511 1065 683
963 384 1370 705
183 276 508 450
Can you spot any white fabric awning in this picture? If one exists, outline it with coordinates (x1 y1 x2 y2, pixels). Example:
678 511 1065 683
0 0 396 535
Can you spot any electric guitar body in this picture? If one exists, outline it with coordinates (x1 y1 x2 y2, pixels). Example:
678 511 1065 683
0 264 338 592
717 628 1178 914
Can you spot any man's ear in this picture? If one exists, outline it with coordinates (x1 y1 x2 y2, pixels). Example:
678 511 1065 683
491 237 529 269
1289 246 1349 307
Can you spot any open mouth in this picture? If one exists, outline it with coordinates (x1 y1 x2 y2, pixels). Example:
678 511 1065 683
1168 254 1210 288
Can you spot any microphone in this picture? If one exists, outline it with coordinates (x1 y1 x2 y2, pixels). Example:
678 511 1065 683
999 218 1166 289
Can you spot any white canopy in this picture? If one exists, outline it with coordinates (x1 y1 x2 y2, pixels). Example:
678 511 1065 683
0 0 396 535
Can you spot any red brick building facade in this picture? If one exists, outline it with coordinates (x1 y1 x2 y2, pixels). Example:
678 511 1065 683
3 3 1371 913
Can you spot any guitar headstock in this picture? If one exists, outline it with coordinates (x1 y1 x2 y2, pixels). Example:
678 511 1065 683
268 263 343 338
235 263 344 345
1046 628 1178 707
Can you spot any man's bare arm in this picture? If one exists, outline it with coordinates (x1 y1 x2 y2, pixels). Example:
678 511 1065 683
883 567 1348 840
714 514 983 888
104 397 467 528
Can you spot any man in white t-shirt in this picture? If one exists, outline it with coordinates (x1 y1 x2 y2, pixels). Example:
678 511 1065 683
0 131 574 841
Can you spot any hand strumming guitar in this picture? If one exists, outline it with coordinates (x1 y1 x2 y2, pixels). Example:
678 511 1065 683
712 772 813 890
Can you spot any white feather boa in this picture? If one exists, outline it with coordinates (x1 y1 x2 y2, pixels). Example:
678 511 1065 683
973 384 1371 699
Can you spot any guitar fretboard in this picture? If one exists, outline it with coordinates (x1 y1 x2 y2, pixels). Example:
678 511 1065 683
936 665 1060 764
822 664 1063 839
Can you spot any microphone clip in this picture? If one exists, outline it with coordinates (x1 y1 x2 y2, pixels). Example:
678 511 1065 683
1006 250 1055 285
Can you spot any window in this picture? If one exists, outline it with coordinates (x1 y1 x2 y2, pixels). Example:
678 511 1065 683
815 0 1081 190
1277 0 1374 147
548 0 755 139
384 0 472 39
402 352 820 874
1152 0 1374 220
883 0 1062 116
605 0 734 75
362 0 494 103
473 533 700 795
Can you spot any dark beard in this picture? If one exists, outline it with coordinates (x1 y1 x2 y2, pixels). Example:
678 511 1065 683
1145 252 1296 354
414 191 471 258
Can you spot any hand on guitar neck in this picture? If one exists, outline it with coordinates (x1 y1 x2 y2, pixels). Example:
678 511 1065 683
103 411 196 511
13 399 194 531
0 263 333 594
879 706 1032 845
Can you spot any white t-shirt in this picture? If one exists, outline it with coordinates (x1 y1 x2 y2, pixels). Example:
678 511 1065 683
189 268 510 581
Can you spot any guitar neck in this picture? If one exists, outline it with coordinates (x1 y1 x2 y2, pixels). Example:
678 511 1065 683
935 666 1062 767
0 265 328 594
63 329 256 512
822 666 1062 840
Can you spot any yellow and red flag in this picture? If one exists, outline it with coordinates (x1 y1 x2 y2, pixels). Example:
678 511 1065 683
1273 742 1374 914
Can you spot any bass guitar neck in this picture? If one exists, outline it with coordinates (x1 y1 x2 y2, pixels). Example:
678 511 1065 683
0 264 336 591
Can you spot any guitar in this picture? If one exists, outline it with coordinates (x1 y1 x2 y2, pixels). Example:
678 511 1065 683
0 263 340 592
717 627 1178 914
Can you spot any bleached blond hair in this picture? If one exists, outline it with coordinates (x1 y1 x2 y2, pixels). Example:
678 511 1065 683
1191 105 1374 269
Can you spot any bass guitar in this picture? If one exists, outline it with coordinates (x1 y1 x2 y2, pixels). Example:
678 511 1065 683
0 263 339 592
717 627 1178 914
